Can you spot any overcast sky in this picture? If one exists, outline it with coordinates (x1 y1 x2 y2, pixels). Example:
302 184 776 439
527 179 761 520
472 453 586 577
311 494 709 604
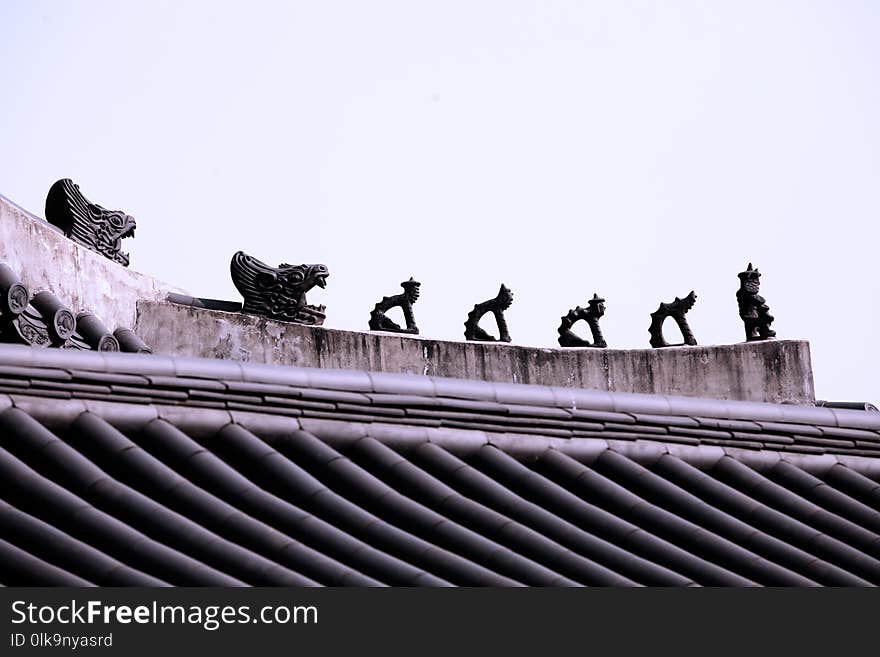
1 1 878 402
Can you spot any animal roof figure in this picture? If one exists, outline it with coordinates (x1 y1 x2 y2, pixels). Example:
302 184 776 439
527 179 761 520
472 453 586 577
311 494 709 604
230 251 329 326
45 179 137 267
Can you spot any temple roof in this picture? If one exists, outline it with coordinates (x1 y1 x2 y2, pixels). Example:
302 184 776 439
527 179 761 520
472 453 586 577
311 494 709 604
2 344 879 587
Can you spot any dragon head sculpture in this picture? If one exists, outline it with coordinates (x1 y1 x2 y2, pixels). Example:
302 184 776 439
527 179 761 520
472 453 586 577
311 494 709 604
45 179 137 267
231 251 329 325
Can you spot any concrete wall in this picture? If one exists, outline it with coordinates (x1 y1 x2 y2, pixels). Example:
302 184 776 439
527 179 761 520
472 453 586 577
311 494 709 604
0 193 185 331
135 300 816 404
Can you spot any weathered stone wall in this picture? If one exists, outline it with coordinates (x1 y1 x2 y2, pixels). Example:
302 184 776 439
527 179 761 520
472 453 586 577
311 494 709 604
135 300 816 404
0 193 185 331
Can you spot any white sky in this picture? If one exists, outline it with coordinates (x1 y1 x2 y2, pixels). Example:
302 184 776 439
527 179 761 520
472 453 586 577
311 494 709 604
1 1 878 402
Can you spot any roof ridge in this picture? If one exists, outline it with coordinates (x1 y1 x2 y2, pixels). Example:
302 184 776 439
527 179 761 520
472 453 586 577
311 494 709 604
0 344 878 459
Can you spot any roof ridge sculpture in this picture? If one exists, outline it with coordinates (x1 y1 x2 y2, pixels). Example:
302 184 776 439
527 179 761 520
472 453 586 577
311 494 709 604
230 251 328 325
45 179 136 267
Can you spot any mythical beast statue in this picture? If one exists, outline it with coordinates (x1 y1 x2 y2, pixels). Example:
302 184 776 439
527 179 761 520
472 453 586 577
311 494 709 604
230 251 329 325
45 179 137 266
558 293 607 347
464 284 514 342
649 291 698 348
369 277 421 334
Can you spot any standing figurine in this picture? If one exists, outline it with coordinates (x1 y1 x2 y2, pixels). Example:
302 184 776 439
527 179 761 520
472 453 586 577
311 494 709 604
649 291 698 348
464 285 514 342
736 263 776 341
369 278 421 334
557 294 607 347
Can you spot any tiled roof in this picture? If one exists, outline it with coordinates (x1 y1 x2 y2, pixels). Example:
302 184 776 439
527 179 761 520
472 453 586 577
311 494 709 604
0 262 152 353
1 344 879 587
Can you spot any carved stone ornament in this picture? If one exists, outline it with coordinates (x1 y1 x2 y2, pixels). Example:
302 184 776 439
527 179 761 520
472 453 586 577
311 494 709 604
558 293 607 347
464 284 514 342
4 291 76 348
369 277 421 334
45 179 137 267
65 312 120 352
0 264 29 319
230 251 329 326
114 327 153 354
649 291 698 348
737 263 776 341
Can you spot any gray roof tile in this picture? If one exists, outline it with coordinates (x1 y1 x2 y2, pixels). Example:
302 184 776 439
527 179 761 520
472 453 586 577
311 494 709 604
0 365 71 381
99 352 176 377
110 385 188 401
227 402 302 417
368 372 435 396
336 403 406 418
145 375 228 391
790 435 856 449
607 423 668 435
782 444 827 455
820 426 880 441
366 393 437 407
497 404 568 419
432 377 497 402
831 409 880 431
0 377 30 389
307 369 373 393
192 389 262 404
262 396 335 411
731 431 794 445
611 394 672 416
778 404 840 427
174 356 244 381
69 370 149 386
703 438 765 450
569 409 636 424
222 380 303 396
29 347 109 372
673 427 735 440
634 414 700 428
757 421 825 437
695 417 763 432
490 382 558 407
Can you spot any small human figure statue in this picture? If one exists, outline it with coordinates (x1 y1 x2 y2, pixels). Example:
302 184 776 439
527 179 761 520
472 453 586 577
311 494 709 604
557 293 607 347
737 263 776 341
464 284 514 342
649 291 698 348
369 277 421 334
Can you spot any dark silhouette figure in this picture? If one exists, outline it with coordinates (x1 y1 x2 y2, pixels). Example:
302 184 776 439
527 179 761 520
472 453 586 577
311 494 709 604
649 291 698 348
558 293 607 347
369 278 421 334
230 251 328 326
45 179 137 266
736 263 776 341
464 285 514 342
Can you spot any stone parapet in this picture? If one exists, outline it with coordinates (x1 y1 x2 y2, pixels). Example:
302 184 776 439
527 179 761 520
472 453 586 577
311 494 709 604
135 300 815 404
